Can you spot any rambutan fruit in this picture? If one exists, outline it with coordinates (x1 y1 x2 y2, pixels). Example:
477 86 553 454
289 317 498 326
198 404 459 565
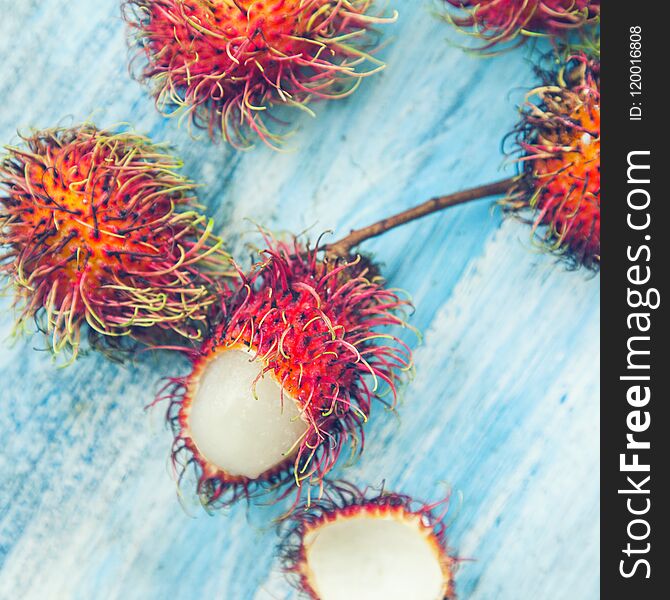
505 51 600 269
159 237 412 508
444 1 600 51
279 482 457 600
0 125 231 359
124 0 395 148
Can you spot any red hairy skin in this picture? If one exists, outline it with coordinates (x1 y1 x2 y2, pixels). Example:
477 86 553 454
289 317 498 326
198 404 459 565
124 0 395 148
159 237 413 508
506 51 600 269
278 481 458 599
0 125 232 360
445 0 600 51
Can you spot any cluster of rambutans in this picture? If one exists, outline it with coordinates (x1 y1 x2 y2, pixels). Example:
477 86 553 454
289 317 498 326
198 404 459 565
0 2 601 598
0 122 413 493
0 121 452 599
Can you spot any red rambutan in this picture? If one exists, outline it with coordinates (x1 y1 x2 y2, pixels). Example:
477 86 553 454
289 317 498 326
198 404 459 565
279 482 458 600
123 0 395 148
444 0 600 51
159 236 412 508
0 125 231 359
506 51 600 268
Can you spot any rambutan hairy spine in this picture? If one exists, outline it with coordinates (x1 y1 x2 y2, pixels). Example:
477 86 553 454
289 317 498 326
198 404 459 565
0 124 233 360
123 0 396 149
158 235 414 509
278 481 458 600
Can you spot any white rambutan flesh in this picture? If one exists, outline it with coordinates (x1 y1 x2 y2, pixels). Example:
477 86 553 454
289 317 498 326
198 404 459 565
303 513 447 600
187 347 308 479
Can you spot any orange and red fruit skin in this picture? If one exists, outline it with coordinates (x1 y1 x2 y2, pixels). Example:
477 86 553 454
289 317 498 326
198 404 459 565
513 53 600 268
125 0 390 146
0 126 227 355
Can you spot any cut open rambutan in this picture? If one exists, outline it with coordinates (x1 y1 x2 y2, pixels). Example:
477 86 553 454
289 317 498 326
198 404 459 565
124 0 395 148
0 125 231 358
279 483 457 600
505 51 600 268
159 237 412 507
444 0 600 51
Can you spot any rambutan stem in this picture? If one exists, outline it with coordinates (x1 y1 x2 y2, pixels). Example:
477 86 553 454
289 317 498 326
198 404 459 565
326 176 517 257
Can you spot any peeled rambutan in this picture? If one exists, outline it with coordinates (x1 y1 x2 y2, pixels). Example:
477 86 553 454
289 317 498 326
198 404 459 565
0 125 230 358
505 51 600 268
278 482 457 600
159 237 412 508
124 0 394 148
444 1 600 51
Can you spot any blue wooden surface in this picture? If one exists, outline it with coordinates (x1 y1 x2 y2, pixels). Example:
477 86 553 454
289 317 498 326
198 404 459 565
0 2 599 599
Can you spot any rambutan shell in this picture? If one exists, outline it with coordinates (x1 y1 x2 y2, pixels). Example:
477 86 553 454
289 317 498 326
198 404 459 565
0 125 231 358
124 0 395 147
506 52 600 268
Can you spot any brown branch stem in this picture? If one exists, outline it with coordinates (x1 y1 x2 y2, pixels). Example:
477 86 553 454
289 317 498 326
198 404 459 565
325 177 517 258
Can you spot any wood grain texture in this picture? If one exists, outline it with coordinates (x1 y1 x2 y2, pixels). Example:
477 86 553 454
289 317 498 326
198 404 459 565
0 2 599 599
